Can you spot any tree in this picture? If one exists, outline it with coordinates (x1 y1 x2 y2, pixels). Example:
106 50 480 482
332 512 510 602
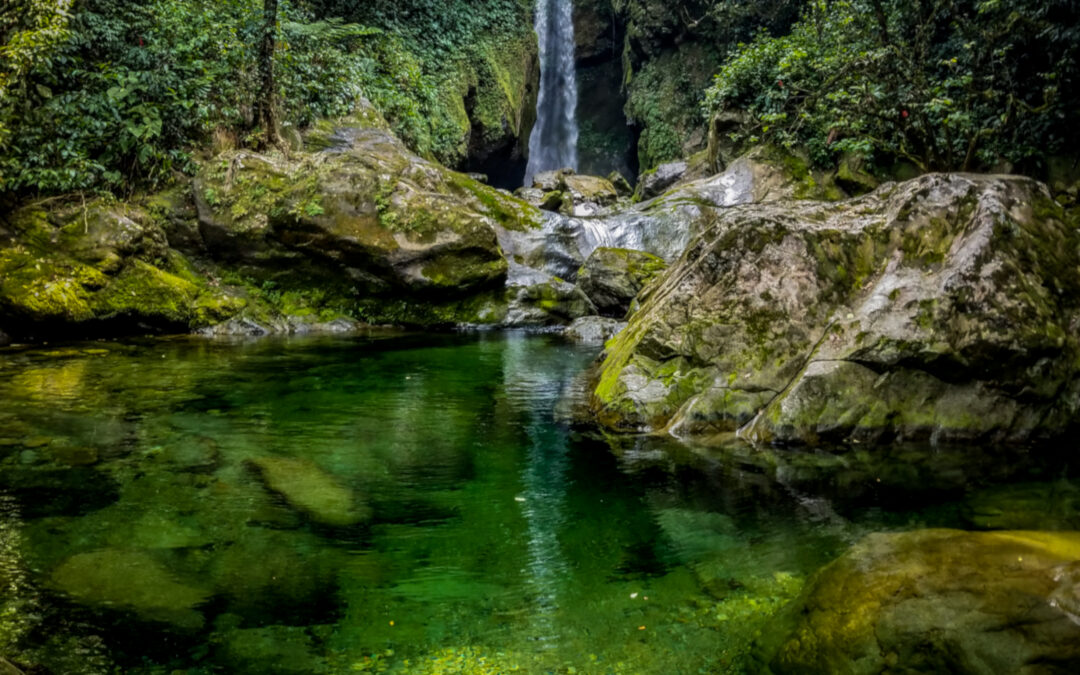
255 0 282 150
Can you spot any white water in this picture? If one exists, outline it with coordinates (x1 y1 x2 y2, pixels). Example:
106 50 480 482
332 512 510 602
524 0 579 186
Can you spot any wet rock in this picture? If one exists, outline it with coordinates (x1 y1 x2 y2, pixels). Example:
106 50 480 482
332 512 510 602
49 445 99 466
573 0 617 64
607 171 633 198
212 625 330 675
635 160 688 200
707 110 751 171
0 329 9 347
565 316 626 343
577 247 667 317
504 279 597 326
561 174 619 216
248 456 369 526
50 549 211 629
0 466 118 518
590 174 1080 444
532 169 572 192
769 529 1080 674
209 529 343 620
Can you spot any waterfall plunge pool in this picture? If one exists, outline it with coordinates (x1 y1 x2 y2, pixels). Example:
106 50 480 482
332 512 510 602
0 331 1075 673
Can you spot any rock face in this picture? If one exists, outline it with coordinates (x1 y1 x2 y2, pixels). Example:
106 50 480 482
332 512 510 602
636 160 689 200
577 247 667 317
590 174 1080 445
0 202 241 338
769 529 1080 674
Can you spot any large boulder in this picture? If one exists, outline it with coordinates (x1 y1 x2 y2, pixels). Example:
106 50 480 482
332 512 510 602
590 174 1080 445
577 247 667 317
0 202 242 338
769 529 1080 674
636 160 689 200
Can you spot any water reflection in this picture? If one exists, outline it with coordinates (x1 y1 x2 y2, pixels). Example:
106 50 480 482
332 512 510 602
0 334 1076 674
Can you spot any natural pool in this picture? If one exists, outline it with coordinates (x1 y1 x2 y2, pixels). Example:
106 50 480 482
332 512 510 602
0 331 1076 674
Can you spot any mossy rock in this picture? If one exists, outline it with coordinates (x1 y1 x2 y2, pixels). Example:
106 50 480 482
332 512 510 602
589 174 1080 444
768 529 1080 673
50 549 211 629
577 247 667 317
248 456 370 527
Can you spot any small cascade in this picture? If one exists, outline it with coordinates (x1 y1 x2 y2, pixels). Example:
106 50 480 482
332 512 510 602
524 0 579 186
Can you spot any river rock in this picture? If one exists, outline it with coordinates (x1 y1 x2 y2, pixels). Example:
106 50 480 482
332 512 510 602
0 329 9 347
577 247 667 317
248 456 369 526
212 624 330 675
561 174 619 216
565 316 626 343
50 549 211 629
209 529 343 619
769 529 1080 674
590 174 1080 444
635 160 688 200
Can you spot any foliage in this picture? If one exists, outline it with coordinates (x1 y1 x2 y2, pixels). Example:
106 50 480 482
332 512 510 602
704 0 1080 172
0 0 533 198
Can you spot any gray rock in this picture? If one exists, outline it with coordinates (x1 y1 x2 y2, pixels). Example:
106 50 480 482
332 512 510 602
565 316 626 343
590 173 1080 444
0 329 9 347
636 160 688 200
577 247 667 317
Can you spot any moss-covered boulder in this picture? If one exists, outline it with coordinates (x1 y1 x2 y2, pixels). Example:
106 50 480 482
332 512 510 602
768 529 1080 674
211 624 331 675
589 174 1080 444
0 202 242 338
248 456 370 527
50 549 211 629
577 247 667 317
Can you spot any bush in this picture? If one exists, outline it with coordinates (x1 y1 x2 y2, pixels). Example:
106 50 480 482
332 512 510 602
704 0 1080 173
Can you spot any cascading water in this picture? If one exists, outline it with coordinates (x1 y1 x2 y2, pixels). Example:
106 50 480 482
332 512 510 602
524 0 578 186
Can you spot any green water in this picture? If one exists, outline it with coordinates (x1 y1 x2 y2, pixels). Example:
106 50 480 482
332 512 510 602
0 332 1075 674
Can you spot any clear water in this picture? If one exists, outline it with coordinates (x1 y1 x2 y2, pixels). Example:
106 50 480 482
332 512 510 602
0 332 1075 674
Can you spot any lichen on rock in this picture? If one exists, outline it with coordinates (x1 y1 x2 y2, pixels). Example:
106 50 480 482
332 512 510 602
589 173 1080 445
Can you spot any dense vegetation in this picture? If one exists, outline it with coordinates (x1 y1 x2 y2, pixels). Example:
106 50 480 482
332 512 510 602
0 0 531 198
704 0 1080 174
2 0 1078 198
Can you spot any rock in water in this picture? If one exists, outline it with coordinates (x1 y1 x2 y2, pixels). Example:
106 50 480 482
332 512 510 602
565 316 626 343
248 457 369 526
577 247 667 317
590 174 1080 444
50 550 210 629
769 529 1080 674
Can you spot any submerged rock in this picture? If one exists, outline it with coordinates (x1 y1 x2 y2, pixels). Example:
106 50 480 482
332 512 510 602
564 316 626 343
590 174 1080 445
577 247 667 317
208 529 343 619
248 456 369 526
50 549 210 629
769 529 1080 674
212 624 330 675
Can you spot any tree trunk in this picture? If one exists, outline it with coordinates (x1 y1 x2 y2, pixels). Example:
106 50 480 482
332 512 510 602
255 0 281 149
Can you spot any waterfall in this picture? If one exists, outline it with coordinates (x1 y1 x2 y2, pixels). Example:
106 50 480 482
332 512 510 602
524 0 578 186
